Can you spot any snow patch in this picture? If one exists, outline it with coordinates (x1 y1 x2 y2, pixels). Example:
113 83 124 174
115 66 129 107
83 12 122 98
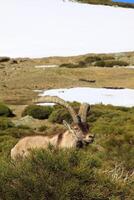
0 0 134 57
38 87 134 107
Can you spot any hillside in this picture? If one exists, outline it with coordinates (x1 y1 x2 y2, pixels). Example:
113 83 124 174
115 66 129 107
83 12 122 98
75 0 134 8
0 52 134 105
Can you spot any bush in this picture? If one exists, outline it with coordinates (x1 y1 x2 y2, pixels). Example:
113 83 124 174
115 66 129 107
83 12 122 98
84 55 101 64
0 103 14 117
0 149 131 200
0 104 134 199
99 55 115 60
78 61 86 67
59 63 76 68
60 62 87 68
22 105 53 119
49 108 72 124
49 102 80 124
38 125 48 132
93 60 129 67
0 57 10 62
93 60 105 67
0 118 14 130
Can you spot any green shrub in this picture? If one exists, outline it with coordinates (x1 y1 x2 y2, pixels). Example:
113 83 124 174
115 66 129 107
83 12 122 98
0 104 134 199
49 102 80 124
0 149 131 200
0 118 14 130
99 55 115 60
49 108 72 124
60 62 86 68
93 60 129 67
93 60 105 67
84 55 101 64
78 61 86 67
59 63 75 68
0 135 17 156
0 103 14 117
0 57 10 62
38 125 48 132
22 105 53 119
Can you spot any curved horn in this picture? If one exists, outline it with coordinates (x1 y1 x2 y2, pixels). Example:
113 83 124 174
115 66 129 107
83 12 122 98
78 103 90 123
35 96 80 124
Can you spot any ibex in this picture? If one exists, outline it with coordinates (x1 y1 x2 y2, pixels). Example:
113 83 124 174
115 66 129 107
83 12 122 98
11 96 95 159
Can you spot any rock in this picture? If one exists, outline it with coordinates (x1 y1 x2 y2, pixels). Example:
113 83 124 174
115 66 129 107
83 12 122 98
13 115 40 129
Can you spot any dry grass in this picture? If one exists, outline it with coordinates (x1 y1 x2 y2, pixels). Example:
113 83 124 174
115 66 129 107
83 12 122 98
0 52 134 107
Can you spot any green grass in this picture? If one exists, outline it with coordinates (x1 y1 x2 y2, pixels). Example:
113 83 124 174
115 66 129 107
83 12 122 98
0 104 134 199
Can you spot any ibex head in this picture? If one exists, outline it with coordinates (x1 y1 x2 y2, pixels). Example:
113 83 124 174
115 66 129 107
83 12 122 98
36 96 95 148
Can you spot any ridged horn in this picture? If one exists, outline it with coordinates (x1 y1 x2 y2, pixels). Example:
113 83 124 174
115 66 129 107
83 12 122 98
78 103 90 123
35 96 80 124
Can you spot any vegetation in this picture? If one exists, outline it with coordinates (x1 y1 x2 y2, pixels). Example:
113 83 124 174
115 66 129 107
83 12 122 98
0 103 14 117
0 102 134 199
22 105 53 119
0 118 14 130
75 0 134 9
0 52 134 104
84 55 101 63
49 102 79 124
0 57 10 63
93 60 129 67
49 108 72 124
60 55 129 68
60 61 86 68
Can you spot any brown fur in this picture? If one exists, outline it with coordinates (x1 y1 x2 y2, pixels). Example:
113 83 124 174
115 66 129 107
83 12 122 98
57 133 64 146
